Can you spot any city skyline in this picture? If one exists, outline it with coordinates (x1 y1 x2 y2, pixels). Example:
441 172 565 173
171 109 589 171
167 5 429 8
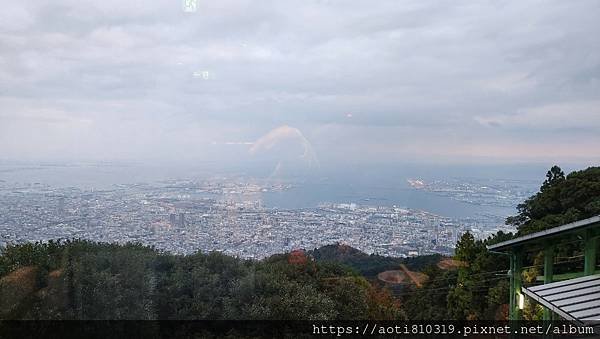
0 176 519 258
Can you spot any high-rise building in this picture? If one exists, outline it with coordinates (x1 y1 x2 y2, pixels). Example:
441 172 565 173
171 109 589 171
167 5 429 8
179 213 186 227
169 214 177 226
58 197 65 216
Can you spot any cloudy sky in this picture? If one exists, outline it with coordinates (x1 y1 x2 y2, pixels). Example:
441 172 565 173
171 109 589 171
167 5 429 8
1 0 599 167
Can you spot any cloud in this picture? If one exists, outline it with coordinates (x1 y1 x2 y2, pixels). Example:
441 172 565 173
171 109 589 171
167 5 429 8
479 72 538 93
250 125 320 169
0 0 599 164
475 100 600 130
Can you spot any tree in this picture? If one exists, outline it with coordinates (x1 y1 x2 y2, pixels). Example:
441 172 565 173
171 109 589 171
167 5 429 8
402 265 455 320
507 166 600 235
1 240 403 321
454 232 483 263
541 165 565 192
446 232 510 320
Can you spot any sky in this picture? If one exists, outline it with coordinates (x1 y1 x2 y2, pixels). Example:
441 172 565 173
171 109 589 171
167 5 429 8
1 0 599 169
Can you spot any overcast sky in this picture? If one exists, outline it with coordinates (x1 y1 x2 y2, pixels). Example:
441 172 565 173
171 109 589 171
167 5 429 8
1 0 599 167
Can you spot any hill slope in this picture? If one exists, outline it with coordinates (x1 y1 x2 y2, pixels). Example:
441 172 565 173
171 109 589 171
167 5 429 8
0 240 403 321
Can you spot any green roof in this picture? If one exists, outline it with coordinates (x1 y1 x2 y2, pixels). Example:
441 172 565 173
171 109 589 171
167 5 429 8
488 215 600 251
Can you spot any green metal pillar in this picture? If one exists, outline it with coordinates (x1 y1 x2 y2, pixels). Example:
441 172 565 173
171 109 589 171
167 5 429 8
584 229 598 276
509 253 515 320
543 245 555 321
514 249 523 320
509 249 523 320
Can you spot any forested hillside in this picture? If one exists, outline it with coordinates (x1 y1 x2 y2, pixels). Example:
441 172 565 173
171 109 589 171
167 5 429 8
507 166 600 235
309 243 441 277
0 240 402 320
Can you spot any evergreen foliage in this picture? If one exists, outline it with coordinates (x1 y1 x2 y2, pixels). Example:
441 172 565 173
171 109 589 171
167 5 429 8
507 166 600 235
0 240 402 320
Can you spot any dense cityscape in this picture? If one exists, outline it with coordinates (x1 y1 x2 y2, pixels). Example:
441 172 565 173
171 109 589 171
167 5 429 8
0 177 523 258
407 178 537 208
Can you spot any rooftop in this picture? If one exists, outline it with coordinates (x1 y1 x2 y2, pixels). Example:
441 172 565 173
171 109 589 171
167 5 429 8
488 215 600 251
523 274 600 325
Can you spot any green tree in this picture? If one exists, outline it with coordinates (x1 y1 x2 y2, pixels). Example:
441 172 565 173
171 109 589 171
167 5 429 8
402 265 456 320
507 166 600 235
454 232 483 263
1 240 403 321
541 165 565 192
446 232 510 320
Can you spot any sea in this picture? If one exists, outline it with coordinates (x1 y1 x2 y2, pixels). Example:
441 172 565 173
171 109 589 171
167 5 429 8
0 160 562 219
